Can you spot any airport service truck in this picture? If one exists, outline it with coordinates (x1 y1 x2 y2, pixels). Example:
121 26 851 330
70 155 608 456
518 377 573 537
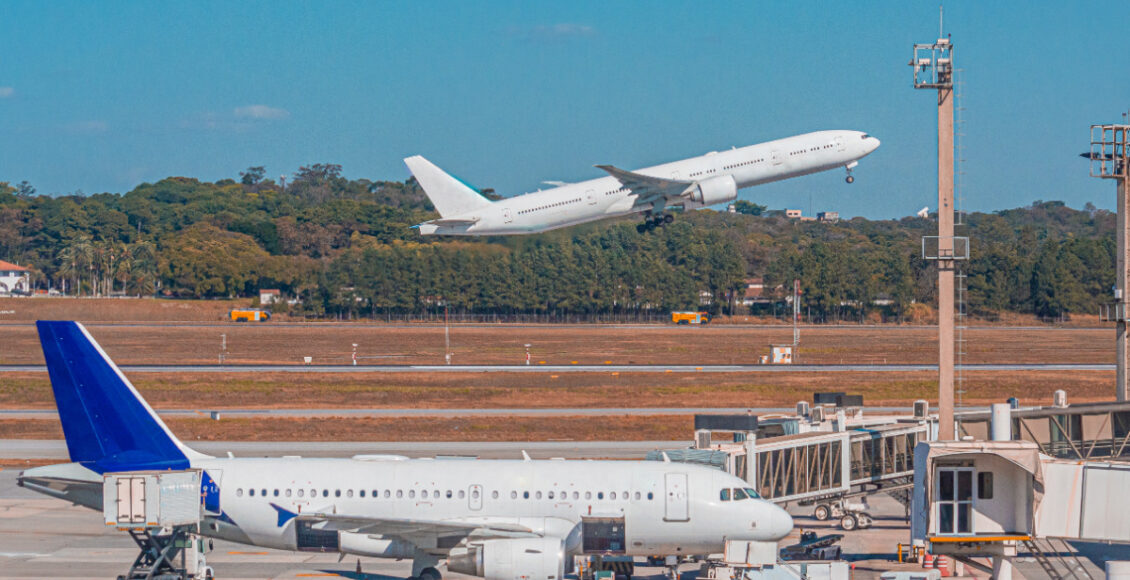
229 308 270 322
672 311 711 325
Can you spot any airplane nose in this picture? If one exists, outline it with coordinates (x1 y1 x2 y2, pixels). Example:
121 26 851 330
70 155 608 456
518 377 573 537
867 136 880 153
768 506 794 540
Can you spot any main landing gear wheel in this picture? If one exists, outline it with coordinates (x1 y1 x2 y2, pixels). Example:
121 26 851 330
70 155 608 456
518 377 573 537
813 504 831 521
845 175 854 184
419 566 442 580
663 214 674 224
840 513 858 531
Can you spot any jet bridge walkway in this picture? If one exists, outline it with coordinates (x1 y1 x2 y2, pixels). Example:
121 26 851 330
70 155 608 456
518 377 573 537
650 422 928 508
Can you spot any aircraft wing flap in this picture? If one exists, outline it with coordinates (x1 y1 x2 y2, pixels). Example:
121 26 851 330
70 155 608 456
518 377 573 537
427 217 480 226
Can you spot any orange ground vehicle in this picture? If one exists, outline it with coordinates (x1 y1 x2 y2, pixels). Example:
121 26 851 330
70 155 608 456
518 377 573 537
671 311 710 325
229 309 271 322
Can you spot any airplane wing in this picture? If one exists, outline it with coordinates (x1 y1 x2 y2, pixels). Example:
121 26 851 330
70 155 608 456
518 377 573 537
276 505 538 549
595 165 694 206
595 165 692 197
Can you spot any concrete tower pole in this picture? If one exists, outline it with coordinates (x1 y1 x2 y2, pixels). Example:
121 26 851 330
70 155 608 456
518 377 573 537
937 85 955 437
1118 171 1129 401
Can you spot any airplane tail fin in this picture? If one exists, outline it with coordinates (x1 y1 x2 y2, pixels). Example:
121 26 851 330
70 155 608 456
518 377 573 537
36 321 207 473
404 155 493 218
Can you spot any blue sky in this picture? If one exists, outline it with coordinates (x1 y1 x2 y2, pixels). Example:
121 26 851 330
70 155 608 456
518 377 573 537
1 1 1127 219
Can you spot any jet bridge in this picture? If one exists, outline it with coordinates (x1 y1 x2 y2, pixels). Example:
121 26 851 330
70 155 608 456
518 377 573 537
649 413 928 527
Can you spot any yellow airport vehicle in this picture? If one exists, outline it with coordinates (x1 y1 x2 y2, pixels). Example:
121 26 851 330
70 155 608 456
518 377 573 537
229 308 271 322
671 311 710 325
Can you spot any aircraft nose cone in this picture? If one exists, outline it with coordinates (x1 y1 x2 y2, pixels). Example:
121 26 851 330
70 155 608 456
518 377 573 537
867 136 881 153
768 506 794 540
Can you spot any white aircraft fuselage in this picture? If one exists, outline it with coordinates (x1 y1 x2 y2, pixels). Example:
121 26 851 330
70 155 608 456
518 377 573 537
407 130 879 236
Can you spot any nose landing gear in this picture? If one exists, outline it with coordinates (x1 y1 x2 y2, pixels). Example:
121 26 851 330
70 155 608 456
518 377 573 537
844 161 858 184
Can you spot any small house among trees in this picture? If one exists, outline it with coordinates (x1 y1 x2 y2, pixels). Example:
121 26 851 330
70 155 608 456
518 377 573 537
0 260 30 295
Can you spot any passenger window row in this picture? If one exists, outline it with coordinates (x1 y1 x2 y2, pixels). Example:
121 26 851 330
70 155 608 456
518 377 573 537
518 197 583 215
723 158 764 170
234 487 657 502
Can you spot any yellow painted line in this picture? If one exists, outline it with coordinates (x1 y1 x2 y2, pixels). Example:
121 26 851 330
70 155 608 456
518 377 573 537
571 361 578 364
538 361 546 364
665 369 673 373
550 375 559 379
928 535 1030 543
696 367 703 371
605 361 612 364
228 550 270 555
611 372 619 376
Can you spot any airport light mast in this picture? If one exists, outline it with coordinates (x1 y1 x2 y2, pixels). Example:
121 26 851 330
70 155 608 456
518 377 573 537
912 31 968 440
1091 121 1130 400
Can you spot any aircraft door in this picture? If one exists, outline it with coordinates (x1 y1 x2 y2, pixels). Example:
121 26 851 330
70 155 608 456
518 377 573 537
468 484 483 511
503 207 513 223
771 150 782 166
664 472 689 521
835 136 845 151
586 189 596 205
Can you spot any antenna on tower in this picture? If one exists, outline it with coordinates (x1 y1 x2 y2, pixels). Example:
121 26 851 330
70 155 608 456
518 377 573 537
939 4 944 37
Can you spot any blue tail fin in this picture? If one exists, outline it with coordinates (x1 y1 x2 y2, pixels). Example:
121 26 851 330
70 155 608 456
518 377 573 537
37 321 199 473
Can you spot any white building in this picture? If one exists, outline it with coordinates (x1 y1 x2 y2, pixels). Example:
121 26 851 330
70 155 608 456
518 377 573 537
0 260 30 295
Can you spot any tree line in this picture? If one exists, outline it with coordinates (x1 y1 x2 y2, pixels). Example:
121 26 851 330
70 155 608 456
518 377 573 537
0 169 1116 321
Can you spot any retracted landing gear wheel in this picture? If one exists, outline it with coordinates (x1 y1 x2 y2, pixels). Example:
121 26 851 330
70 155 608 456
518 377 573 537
840 513 858 531
419 566 442 580
813 504 831 521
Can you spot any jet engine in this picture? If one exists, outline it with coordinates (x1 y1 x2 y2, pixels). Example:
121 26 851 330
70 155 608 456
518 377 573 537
448 537 566 580
684 175 738 206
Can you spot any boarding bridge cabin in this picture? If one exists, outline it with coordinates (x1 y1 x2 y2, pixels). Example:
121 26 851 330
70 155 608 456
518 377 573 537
913 438 1130 560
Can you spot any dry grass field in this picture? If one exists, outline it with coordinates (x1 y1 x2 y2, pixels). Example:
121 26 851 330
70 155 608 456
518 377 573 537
1 298 1122 448
0 321 1113 366
0 415 694 442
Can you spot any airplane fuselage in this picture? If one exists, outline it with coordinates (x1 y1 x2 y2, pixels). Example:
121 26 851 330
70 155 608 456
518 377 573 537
417 130 879 235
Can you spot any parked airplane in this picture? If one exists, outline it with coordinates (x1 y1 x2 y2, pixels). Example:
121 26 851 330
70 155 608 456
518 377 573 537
18 321 793 580
406 130 879 235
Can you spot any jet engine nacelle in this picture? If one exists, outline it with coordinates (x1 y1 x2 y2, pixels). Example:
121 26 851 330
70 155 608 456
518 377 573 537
684 175 737 206
448 537 566 580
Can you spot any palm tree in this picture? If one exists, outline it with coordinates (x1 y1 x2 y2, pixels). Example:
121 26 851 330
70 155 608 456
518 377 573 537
129 240 158 296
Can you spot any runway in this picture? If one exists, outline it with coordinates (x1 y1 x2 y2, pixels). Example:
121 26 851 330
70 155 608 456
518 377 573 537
0 405 962 420
0 362 1114 373
0 439 685 460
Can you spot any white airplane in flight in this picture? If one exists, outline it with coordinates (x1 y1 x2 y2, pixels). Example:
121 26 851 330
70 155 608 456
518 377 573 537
18 321 793 580
406 130 879 235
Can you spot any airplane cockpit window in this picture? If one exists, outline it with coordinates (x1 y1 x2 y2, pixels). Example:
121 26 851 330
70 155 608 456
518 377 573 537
744 488 761 499
861 134 871 139
720 489 730 501
733 488 748 500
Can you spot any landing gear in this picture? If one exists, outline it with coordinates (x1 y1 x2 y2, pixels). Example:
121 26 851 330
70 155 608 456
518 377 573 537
844 161 858 184
637 214 674 233
411 552 442 580
845 174 854 184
